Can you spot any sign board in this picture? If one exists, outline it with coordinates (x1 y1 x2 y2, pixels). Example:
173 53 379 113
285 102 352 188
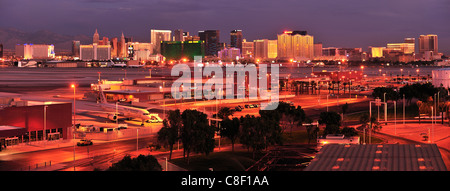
375 98 381 106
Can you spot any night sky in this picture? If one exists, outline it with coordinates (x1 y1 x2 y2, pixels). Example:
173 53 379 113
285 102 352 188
1 0 449 54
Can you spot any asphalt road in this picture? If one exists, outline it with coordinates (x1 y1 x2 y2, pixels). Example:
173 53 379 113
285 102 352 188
0 136 155 171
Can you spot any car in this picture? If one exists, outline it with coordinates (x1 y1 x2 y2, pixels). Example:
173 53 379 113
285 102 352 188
77 139 93 146
245 104 250 108
235 106 242 111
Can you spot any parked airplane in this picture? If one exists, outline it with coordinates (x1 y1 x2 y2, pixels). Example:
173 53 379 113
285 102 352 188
97 86 162 125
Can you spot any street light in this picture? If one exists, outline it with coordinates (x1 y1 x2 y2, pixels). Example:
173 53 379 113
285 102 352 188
70 83 76 171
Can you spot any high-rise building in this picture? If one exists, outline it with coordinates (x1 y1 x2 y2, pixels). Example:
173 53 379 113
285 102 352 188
126 42 153 61
230 30 243 51
386 38 415 55
277 31 314 60
15 44 55 59
80 44 111 61
118 32 126 58
199 30 220 56
241 39 254 58
93 29 100 44
419 34 438 55
174 29 184 41
369 47 385 58
161 41 204 61
150 29 172 54
110 37 118 58
72 41 80 58
314 43 323 58
253 39 278 60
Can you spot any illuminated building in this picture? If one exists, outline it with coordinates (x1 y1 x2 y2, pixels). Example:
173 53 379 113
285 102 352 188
277 30 314 60
218 47 240 60
93 29 100 44
268 40 277 59
199 30 220 56
386 42 414 54
369 47 384 58
161 41 204 61
110 37 118 58
80 43 111 61
126 42 153 61
15 44 55 60
118 32 126 58
419 34 438 60
230 30 243 51
184 35 200 41
150 29 172 54
254 39 277 59
241 39 254 58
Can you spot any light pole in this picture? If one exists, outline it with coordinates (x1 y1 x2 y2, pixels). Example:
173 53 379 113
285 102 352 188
403 94 405 125
394 101 397 135
44 105 48 143
71 84 76 171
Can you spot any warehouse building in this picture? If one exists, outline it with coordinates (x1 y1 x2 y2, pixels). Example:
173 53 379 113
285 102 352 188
0 97 72 146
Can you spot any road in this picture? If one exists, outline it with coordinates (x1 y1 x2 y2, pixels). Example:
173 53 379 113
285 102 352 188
0 136 155 171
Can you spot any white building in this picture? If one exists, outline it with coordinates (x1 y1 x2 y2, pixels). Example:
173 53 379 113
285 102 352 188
15 44 55 59
126 42 153 61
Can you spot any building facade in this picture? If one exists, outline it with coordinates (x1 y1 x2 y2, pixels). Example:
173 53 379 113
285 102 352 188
277 31 314 60
150 29 172 54
15 44 55 60
230 30 243 51
80 43 111 61
199 30 220 56
161 41 204 61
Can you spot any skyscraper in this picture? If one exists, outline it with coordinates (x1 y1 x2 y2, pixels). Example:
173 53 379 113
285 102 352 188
241 39 254 58
230 30 243 51
199 30 220 56
118 32 126 58
277 31 314 60
314 43 323 58
253 39 278 59
419 34 438 55
72 41 80 58
93 29 100 44
174 29 184 41
150 29 172 54
110 37 118 58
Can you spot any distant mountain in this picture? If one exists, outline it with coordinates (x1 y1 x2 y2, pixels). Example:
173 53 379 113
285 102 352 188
0 28 91 52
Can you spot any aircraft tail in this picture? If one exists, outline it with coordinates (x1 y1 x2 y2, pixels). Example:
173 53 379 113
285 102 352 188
98 85 107 103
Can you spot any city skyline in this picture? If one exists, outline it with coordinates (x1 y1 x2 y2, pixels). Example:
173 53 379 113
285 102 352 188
0 0 449 54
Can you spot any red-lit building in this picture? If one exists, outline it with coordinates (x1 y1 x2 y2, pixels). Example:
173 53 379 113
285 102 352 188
0 100 72 146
